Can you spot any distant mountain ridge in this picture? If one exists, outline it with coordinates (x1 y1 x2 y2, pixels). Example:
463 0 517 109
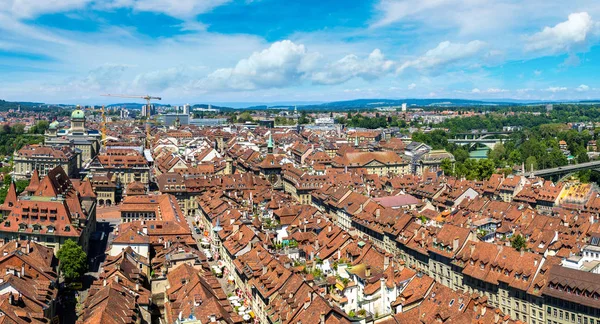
0 97 593 111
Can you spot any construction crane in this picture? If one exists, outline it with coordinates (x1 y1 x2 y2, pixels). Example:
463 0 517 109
101 94 162 119
101 93 162 149
101 105 107 149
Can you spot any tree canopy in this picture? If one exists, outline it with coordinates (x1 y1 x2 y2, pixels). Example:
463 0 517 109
57 240 87 282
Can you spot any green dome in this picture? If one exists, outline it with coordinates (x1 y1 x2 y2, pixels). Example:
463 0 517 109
71 109 85 119
49 121 59 129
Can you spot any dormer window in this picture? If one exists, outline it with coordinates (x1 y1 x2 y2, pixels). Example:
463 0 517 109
47 225 55 233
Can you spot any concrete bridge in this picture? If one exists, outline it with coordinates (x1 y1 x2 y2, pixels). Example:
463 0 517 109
531 160 600 178
448 138 508 149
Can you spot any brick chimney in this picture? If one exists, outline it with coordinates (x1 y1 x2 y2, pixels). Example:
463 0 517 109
365 265 371 277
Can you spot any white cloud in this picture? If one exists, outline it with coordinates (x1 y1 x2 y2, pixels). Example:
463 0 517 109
545 86 568 92
133 66 206 92
471 87 507 94
311 49 394 85
1 0 231 20
99 0 231 19
533 70 542 76
371 0 452 29
408 83 417 90
525 12 599 53
1 0 91 19
397 40 486 73
576 84 590 92
196 40 319 91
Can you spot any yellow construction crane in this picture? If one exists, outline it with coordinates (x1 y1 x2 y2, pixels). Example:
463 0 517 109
101 93 162 149
101 105 107 149
101 94 162 119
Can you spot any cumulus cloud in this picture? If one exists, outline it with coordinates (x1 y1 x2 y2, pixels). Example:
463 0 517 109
311 49 394 85
196 40 319 91
576 84 590 92
191 41 396 91
408 83 417 90
525 12 599 53
397 40 486 74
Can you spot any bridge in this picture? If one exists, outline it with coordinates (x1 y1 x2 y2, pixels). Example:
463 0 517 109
452 131 515 140
448 138 508 149
531 160 600 178
449 131 514 149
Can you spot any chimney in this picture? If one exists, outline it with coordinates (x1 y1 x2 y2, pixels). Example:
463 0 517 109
470 243 475 255
320 312 326 324
103 279 107 287
453 238 459 251
20 263 24 278
384 255 390 269
376 209 381 217
315 240 319 250
473 302 479 314
114 275 119 284
480 304 486 316
135 283 139 291
142 226 147 235
8 293 14 306
365 265 371 277
520 249 524 257
26 241 30 253
494 309 500 323
262 266 268 275
328 225 332 233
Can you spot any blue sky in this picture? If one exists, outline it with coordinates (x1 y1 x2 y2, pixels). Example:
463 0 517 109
1 0 600 104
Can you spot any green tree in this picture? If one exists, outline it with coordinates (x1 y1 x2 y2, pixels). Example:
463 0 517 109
511 234 527 251
29 121 49 134
475 159 496 180
237 112 254 123
488 143 506 162
57 239 88 282
577 152 590 164
525 156 538 171
440 158 454 176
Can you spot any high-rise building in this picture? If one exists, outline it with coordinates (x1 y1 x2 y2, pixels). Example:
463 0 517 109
141 104 154 118
402 103 407 112
183 103 190 115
